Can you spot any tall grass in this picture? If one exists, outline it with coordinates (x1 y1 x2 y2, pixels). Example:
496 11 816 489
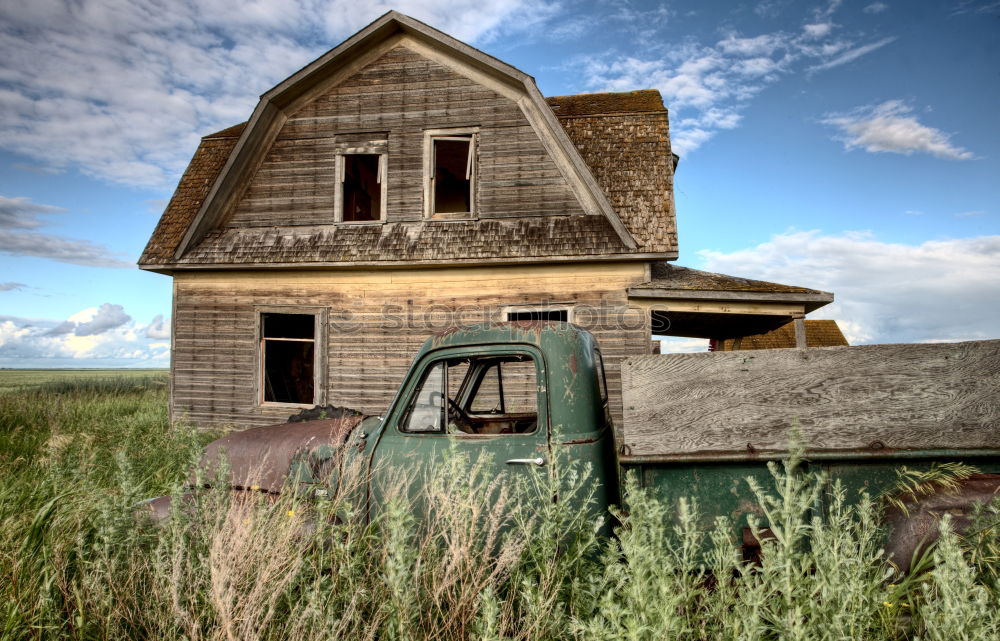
2 377 999 640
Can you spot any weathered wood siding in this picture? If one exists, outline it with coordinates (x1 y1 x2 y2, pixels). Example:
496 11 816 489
224 44 584 229
171 263 650 429
621 340 1000 458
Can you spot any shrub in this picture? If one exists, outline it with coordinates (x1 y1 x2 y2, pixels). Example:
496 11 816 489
2 377 999 640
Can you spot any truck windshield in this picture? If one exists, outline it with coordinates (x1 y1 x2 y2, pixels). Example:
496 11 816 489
401 354 538 435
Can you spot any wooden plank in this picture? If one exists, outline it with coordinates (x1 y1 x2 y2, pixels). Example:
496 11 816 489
223 43 585 230
169 263 651 429
621 340 1000 457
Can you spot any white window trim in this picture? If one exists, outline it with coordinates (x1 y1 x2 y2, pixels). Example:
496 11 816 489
334 146 388 224
502 304 575 324
423 127 479 220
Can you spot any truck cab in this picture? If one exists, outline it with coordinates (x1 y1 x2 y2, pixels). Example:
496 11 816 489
340 321 618 529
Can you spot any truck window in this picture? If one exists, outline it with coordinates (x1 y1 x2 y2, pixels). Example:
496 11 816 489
400 354 538 436
401 361 445 433
460 355 537 435
593 349 608 404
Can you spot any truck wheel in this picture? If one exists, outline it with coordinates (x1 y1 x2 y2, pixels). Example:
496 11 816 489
884 473 1000 573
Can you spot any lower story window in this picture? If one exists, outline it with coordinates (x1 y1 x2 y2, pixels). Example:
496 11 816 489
260 312 316 405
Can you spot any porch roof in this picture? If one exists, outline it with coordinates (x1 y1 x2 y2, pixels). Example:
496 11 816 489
628 264 834 340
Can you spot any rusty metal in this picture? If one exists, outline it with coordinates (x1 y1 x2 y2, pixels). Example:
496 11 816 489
884 473 1000 572
193 414 365 493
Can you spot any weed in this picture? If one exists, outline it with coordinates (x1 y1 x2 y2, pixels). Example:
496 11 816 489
1 377 998 640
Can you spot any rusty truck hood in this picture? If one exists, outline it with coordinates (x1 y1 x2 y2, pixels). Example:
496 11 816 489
192 415 365 494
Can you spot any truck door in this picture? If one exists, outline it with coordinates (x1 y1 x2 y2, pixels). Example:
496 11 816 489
368 346 550 521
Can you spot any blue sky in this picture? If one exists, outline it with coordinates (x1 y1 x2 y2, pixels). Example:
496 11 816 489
0 0 997 366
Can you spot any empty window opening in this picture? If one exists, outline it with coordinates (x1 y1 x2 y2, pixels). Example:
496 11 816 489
341 154 383 222
401 354 538 435
260 313 315 405
432 137 473 215
506 309 569 322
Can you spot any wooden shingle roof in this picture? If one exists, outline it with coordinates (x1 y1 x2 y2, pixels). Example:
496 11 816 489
548 91 676 254
140 89 678 267
714 320 849 351
637 263 825 294
629 263 834 314
139 129 243 265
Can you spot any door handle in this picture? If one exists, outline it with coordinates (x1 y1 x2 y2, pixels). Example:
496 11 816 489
506 457 545 466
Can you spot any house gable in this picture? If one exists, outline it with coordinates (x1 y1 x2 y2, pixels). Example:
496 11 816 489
224 43 589 229
170 11 640 264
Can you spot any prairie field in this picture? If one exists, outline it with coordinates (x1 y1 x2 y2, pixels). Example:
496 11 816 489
0 369 168 393
1 371 998 640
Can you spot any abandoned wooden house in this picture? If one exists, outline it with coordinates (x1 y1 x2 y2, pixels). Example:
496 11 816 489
139 11 841 428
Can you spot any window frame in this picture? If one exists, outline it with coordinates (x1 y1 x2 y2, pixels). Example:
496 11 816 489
254 307 327 409
502 305 575 324
394 347 546 438
334 146 388 224
423 127 479 220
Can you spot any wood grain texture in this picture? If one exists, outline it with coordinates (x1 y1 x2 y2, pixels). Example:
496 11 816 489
170 263 651 430
224 44 584 230
621 341 1000 457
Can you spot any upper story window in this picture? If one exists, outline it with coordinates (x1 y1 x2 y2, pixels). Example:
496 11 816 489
425 128 478 219
334 135 387 223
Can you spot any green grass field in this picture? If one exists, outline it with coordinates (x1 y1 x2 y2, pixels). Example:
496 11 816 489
1 372 998 640
0 368 167 393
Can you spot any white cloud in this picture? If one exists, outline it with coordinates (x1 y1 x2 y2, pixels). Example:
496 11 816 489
145 314 171 339
822 100 976 160
0 195 65 230
814 0 844 20
73 303 132 336
863 2 889 13
0 306 171 366
0 194 130 267
951 1 1000 16
807 36 897 72
0 282 26 291
0 320 30 348
698 231 1000 344
955 210 986 218
0 0 559 190
803 23 834 38
576 4 898 155
0 230 131 267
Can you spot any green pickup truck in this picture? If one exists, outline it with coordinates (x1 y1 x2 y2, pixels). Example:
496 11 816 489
147 322 1000 568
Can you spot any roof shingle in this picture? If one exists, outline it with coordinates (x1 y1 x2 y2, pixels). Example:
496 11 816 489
140 90 678 267
635 263 828 295
714 320 849 350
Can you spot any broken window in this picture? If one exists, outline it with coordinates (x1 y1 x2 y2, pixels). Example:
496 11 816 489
260 313 315 405
339 153 384 222
505 308 570 322
429 134 475 217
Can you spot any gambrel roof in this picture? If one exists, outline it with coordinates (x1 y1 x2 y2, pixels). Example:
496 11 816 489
139 12 679 270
